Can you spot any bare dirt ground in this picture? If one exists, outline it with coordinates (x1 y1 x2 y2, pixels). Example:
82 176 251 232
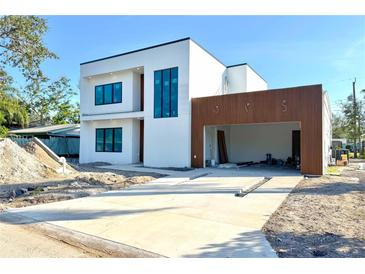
0 139 163 210
0 219 102 258
263 164 365 258
0 163 162 209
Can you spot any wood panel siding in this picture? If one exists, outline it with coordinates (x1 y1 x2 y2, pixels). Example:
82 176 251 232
191 85 323 175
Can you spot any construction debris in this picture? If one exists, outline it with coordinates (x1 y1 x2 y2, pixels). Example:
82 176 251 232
0 138 162 208
0 138 56 184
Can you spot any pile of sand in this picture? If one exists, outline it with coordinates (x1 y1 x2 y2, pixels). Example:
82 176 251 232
0 138 55 184
23 141 62 170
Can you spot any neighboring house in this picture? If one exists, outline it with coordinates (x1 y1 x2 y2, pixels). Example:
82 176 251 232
9 124 80 156
79 37 331 175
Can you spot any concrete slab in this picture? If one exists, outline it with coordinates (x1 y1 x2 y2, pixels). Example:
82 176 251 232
6 169 302 258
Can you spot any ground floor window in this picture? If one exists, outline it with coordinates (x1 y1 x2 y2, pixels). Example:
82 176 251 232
96 127 122 152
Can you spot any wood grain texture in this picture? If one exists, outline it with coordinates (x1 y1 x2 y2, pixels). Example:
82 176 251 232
191 85 323 175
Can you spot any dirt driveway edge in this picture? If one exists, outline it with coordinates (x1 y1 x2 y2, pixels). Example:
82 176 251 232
1 211 165 258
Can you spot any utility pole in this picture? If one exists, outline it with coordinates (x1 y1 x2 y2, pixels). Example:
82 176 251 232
353 78 358 158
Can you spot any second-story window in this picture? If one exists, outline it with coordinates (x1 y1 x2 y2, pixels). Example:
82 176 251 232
154 67 178 118
95 82 122 105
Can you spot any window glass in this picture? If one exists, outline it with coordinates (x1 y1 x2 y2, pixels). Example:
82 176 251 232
103 84 113 104
95 86 104 105
162 69 171 117
154 68 178 118
154 70 162 118
96 129 104 152
113 83 122 103
104 129 113 152
113 128 122 152
170 67 178 117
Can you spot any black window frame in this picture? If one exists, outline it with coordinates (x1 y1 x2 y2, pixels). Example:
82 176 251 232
154 67 178 118
95 82 123 105
95 127 123 152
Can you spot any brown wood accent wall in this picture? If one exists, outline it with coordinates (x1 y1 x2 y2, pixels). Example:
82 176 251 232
191 85 323 175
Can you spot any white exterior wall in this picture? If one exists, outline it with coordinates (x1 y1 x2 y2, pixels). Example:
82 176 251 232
79 119 136 164
80 39 191 167
79 38 270 167
226 65 267 94
322 91 332 172
80 70 135 116
245 65 268 92
189 40 226 98
132 72 141 111
228 122 300 163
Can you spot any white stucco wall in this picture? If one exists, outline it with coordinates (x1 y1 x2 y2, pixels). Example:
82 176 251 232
245 65 268 92
80 39 191 167
226 65 247 94
322 91 332 172
132 72 141 111
79 119 137 164
189 40 226 98
228 122 300 163
226 64 267 94
79 38 270 167
80 70 135 116
204 122 300 164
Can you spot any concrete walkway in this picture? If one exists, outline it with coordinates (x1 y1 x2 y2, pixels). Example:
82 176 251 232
5 169 302 258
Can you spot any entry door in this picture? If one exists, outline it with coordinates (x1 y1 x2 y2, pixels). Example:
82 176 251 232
217 130 228 164
292 130 301 162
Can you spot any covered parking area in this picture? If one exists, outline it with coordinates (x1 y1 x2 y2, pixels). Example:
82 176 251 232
204 121 301 169
191 85 327 175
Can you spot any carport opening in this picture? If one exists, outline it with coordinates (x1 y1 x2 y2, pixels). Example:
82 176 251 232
204 122 301 170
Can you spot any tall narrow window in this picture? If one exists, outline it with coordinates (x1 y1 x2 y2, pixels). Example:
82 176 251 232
96 129 104 152
162 69 171 117
103 84 113 104
154 67 178 118
114 128 122 152
104 128 113 152
113 83 122 103
170 67 178 117
95 86 104 105
154 71 162 118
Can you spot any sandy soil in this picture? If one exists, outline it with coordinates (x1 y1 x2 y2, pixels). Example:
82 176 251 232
0 163 162 209
0 217 102 258
263 165 365 258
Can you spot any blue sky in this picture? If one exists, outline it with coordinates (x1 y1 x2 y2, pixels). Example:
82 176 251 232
34 16 365 112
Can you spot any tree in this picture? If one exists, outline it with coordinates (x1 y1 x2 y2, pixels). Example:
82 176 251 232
52 102 80 125
23 76 77 125
1 16 79 128
340 94 365 157
0 90 29 137
332 113 346 138
0 15 57 90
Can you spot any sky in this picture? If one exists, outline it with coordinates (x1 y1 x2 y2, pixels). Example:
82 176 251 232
28 16 365 113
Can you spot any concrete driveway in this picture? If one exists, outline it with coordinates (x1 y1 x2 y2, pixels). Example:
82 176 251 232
6 167 302 258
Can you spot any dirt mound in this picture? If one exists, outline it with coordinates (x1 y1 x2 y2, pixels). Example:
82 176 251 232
0 138 55 184
23 141 62 170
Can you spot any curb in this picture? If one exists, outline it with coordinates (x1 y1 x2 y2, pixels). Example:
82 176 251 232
1 211 165 258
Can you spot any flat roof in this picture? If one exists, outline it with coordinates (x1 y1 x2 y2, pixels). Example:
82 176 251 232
80 37 191 65
80 37 265 82
81 37 225 67
9 124 80 135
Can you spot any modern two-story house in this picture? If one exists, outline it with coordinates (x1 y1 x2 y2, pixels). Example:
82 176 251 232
80 37 331 175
